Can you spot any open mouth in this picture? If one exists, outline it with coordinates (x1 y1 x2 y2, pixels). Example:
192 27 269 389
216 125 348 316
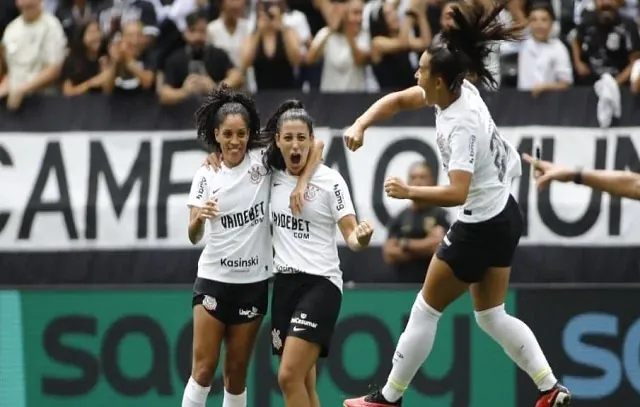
290 153 301 165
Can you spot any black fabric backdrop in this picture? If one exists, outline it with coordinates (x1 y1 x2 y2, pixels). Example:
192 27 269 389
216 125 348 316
1 89 639 285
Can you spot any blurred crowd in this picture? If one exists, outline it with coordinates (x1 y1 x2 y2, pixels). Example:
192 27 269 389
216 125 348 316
2 0 640 110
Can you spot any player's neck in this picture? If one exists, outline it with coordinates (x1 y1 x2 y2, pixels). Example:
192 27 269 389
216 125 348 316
437 91 461 111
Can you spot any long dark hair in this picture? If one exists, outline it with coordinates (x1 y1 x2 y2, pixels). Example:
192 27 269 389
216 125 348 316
428 0 523 91
67 19 102 75
195 85 267 152
262 100 315 172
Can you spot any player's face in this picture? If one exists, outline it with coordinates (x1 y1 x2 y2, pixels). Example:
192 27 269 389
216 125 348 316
416 52 439 107
276 120 313 176
215 114 249 168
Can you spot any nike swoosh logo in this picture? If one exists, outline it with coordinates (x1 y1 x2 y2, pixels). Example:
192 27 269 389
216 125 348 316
292 327 305 332
273 183 281 187
212 188 221 195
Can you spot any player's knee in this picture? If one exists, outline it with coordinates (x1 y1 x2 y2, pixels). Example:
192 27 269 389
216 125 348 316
191 358 216 386
278 363 303 393
474 303 507 333
223 358 249 394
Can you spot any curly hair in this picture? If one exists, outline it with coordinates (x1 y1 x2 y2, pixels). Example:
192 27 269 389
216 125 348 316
194 84 267 152
262 99 315 172
429 0 524 91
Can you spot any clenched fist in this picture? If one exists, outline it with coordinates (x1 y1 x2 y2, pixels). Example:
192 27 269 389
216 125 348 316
355 220 374 247
384 176 411 199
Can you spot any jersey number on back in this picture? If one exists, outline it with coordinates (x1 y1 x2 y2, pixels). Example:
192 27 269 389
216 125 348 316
489 129 508 183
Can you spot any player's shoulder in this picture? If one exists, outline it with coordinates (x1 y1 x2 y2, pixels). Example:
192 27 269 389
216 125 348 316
247 147 267 164
311 165 346 189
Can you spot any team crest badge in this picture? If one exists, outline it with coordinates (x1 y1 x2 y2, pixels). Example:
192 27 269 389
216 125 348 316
304 185 319 202
271 329 283 350
248 165 262 184
202 295 217 311
423 217 436 233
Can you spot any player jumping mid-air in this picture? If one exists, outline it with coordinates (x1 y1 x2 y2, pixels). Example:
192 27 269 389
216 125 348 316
342 1 571 406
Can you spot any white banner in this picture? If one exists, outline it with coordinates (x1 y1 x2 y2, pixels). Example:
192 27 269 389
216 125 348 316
1 127 639 251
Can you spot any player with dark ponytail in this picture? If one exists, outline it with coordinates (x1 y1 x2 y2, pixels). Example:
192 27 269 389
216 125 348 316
264 100 374 407
183 86 322 407
343 1 571 407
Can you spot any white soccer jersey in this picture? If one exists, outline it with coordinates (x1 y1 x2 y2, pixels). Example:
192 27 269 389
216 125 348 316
270 165 356 291
434 80 522 223
187 148 272 283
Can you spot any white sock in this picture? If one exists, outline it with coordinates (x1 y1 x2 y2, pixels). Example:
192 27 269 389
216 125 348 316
222 388 247 407
475 304 557 392
381 293 441 403
181 377 210 407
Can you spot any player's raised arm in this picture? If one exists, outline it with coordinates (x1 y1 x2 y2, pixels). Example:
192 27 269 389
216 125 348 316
344 86 427 151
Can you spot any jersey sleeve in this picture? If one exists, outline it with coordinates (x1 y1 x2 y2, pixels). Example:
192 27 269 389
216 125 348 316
447 123 477 174
187 167 210 207
329 173 356 222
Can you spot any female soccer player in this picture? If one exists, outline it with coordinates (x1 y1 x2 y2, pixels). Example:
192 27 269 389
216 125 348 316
262 100 374 407
183 86 323 407
342 1 571 407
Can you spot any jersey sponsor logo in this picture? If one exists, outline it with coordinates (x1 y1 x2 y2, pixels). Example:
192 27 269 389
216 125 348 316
333 184 345 211
220 201 266 229
272 212 311 240
468 134 476 164
220 255 259 269
304 184 319 202
196 176 207 200
248 164 264 184
291 313 318 328
239 306 260 318
275 264 305 274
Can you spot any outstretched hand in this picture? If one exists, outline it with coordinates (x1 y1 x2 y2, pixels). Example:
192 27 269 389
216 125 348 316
522 153 575 191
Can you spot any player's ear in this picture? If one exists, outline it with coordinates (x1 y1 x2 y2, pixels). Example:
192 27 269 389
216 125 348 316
275 133 281 148
214 128 220 143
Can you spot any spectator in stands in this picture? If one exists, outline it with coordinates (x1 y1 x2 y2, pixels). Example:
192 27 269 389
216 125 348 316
517 3 573 96
382 161 450 283
207 0 251 70
369 0 431 91
60 19 112 96
159 11 242 105
241 0 302 90
97 0 159 42
572 0 640 85
307 0 371 92
56 0 98 39
248 0 312 48
0 0 67 111
103 20 155 93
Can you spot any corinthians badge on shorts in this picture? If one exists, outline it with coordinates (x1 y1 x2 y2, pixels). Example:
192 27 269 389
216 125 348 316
271 329 283 350
202 295 217 311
